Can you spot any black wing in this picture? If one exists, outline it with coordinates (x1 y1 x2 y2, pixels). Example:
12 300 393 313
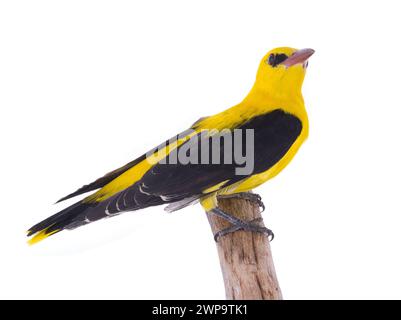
104 109 302 214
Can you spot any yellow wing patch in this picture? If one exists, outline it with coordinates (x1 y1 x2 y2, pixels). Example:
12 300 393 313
84 131 198 203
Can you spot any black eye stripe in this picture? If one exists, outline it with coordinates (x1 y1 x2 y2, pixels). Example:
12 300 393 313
275 54 288 65
267 53 289 67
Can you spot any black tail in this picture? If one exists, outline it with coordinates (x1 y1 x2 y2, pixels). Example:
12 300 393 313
27 182 172 244
27 201 94 244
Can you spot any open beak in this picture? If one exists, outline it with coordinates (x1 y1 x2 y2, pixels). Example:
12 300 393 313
281 48 315 68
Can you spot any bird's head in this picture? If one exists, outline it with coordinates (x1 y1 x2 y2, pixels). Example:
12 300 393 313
254 47 314 99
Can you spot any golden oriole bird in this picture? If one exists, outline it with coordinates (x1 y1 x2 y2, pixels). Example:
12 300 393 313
27 47 314 244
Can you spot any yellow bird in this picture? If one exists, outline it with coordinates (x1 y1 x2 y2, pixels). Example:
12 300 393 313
27 47 314 244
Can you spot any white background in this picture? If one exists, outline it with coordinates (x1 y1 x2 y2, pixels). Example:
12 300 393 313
1 0 401 299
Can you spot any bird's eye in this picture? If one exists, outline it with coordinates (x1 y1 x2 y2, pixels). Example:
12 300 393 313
267 53 288 67
268 54 276 66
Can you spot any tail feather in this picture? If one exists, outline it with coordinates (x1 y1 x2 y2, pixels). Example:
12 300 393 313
27 227 61 245
27 184 160 244
27 201 92 244
27 182 182 245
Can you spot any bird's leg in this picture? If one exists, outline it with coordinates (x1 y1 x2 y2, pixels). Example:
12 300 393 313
218 192 265 212
210 208 274 242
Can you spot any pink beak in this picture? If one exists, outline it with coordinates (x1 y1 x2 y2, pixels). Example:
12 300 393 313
281 48 315 67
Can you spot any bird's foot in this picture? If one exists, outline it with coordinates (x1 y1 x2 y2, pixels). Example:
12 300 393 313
218 192 265 212
210 208 274 242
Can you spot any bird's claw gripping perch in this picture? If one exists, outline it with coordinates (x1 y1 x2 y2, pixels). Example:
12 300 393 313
213 218 274 242
218 192 265 213
210 208 274 242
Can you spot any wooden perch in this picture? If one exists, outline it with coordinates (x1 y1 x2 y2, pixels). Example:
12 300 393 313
206 192 282 300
